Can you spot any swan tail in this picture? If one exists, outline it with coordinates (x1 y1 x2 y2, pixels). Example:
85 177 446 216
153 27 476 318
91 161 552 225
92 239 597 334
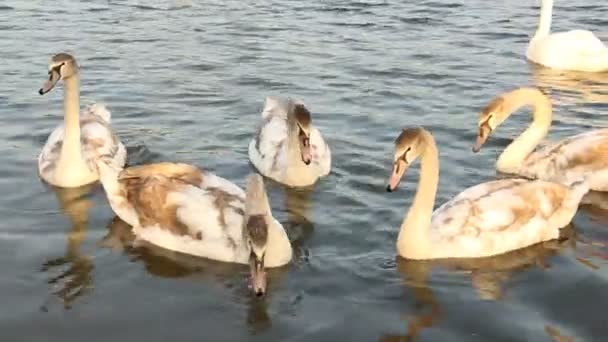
85 103 112 123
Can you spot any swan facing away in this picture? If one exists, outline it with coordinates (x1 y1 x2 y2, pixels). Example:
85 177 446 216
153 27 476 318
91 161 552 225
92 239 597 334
472 87 608 191
248 97 331 187
38 53 126 188
96 160 292 296
526 0 608 72
386 127 588 260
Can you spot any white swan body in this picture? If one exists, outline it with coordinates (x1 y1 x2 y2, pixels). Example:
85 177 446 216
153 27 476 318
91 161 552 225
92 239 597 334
526 0 608 72
387 127 589 260
248 97 331 187
96 161 292 294
38 53 126 188
473 87 608 191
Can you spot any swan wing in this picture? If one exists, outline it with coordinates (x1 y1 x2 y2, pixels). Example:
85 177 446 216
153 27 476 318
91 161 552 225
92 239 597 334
430 179 572 257
117 163 249 263
523 129 608 188
528 30 608 71
249 111 288 177
38 107 126 177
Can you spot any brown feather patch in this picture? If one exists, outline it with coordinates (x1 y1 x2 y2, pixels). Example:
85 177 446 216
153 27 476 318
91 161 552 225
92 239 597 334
246 215 268 248
394 127 424 149
479 96 504 121
292 103 312 128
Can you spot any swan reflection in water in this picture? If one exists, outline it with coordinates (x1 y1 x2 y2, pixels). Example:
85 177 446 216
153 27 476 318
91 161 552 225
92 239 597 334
100 215 291 333
41 184 97 310
378 225 575 341
529 63 608 106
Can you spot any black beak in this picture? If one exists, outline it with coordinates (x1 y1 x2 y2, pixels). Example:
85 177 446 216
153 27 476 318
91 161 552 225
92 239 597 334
386 185 393 192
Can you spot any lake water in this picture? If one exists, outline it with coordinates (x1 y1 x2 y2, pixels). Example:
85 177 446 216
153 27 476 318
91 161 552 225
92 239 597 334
2 0 608 341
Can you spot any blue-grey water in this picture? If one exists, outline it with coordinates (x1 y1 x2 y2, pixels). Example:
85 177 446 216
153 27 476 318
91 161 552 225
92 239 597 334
1 0 608 341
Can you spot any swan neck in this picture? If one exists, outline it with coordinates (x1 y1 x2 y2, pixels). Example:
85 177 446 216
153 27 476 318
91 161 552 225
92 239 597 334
286 118 301 162
397 131 438 259
496 88 552 173
61 75 82 161
535 0 553 38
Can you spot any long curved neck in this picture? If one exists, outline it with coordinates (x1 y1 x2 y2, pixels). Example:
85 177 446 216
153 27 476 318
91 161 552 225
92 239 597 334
286 114 301 163
534 0 553 39
60 74 82 163
397 131 438 259
496 88 552 174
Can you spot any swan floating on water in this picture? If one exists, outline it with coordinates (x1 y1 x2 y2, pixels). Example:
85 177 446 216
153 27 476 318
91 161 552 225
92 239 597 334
248 96 331 187
38 53 126 188
387 127 588 260
473 87 608 191
96 160 292 296
526 0 608 72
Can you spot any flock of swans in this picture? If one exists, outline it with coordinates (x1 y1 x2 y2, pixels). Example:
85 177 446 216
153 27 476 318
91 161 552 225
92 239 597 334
36 0 608 296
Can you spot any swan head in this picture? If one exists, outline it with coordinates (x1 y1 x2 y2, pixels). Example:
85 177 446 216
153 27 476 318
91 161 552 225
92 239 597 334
472 96 507 153
289 101 313 165
387 127 425 192
39 53 79 95
246 214 269 297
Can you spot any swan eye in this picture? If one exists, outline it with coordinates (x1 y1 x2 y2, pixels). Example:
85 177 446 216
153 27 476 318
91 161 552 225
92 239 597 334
400 147 412 163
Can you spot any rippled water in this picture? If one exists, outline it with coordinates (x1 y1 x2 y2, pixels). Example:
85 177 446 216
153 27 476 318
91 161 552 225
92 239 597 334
2 0 608 340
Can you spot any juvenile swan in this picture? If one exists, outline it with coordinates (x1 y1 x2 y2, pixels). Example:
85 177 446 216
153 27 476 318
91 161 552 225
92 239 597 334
387 127 588 260
96 160 292 296
248 97 331 187
473 87 608 191
526 0 608 72
38 53 126 187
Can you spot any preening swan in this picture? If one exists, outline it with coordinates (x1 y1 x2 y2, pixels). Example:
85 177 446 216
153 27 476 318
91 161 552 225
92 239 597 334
38 53 126 188
248 96 331 187
472 87 608 191
387 127 588 260
526 0 608 72
96 160 292 296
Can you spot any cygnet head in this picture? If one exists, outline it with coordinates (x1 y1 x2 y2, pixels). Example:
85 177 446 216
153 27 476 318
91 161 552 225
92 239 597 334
386 127 426 192
289 101 313 165
39 53 79 95
472 94 510 153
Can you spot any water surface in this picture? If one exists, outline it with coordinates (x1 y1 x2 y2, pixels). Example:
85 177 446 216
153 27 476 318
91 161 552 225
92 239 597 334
1 0 608 341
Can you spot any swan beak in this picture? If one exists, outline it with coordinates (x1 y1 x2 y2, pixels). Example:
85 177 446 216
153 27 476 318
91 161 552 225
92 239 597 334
300 136 312 165
39 69 60 95
249 253 267 297
387 159 407 192
472 123 492 153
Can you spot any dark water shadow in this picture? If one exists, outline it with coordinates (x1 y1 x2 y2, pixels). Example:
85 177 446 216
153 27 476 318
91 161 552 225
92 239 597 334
282 186 315 264
378 226 576 341
99 216 290 333
40 184 98 311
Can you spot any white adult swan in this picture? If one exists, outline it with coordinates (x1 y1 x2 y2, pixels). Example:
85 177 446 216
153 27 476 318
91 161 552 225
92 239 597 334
472 87 608 191
38 53 126 188
526 0 608 72
96 160 292 296
248 97 331 187
386 127 589 260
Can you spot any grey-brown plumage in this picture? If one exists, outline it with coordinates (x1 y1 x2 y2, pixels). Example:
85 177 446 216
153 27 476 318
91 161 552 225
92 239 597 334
246 215 268 248
395 127 424 148
51 53 76 64
244 173 271 248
